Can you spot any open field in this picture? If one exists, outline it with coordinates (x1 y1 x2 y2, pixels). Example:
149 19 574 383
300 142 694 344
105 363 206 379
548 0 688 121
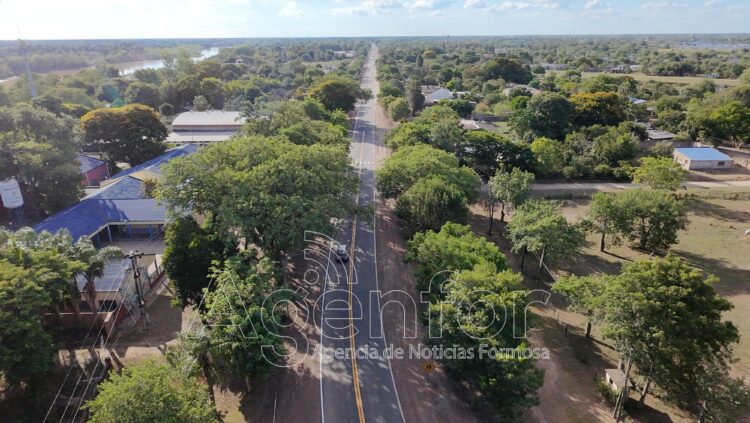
552 197 750 378
465 205 697 422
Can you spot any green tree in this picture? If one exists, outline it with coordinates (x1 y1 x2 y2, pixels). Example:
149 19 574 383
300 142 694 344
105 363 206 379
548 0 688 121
395 177 469 235
506 199 583 271
632 156 687 191
488 167 535 226
530 137 567 177
406 222 508 296
586 192 631 252
160 137 357 260
618 189 688 252
570 91 627 127
0 262 56 388
307 74 365 112
68 238 123 313
552 275 605 337
376 144 479 200
199 77 225 109
514 92 574 140
201 254 287 378
81 104 167 166
163 217 226 308
480 56 533 84
0 228 87 389
461 131 537 180
0 105 83 216
124 82 162 108
85 360 217 423
709 101 750 148
405 78 425 115
193 95 209 111
579 256 739 406
430 263 544 419
387 98 410 121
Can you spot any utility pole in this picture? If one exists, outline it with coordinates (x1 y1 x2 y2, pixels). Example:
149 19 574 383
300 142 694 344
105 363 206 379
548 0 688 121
613 350 633 422
16 25 37 99
126 250 150 327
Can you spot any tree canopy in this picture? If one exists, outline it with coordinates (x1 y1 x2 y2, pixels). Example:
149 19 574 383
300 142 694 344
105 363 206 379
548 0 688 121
85 360 217 423
376 144 479 201
81 104 167 166
0 104 83 216
553 256 744 410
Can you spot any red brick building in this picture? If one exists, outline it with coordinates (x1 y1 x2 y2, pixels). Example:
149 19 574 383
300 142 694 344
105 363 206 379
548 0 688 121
77 154 110 187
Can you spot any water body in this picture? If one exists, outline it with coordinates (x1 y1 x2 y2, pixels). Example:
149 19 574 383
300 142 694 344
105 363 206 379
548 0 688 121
0 47 221 85
117 47 221 75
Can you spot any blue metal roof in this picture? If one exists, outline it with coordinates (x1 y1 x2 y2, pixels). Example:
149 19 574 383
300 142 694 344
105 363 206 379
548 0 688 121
33 145 198 240
114 144 199 179
34 199 168 240
76 154 106 174
675 148 732 161
89 177 145 200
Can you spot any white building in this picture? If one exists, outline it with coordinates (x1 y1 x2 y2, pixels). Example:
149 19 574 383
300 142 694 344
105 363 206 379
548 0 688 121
673 147 733 170
167 111 246 146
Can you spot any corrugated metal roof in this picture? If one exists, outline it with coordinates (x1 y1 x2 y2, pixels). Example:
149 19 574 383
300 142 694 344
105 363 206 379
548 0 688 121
77 154 106 174
675 147 732 161
34 145 198 240
75 259 130 292
647 129 676 140
171 111 246 127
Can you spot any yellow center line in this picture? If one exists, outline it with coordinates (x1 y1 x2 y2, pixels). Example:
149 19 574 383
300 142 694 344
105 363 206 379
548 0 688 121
348 104 367 423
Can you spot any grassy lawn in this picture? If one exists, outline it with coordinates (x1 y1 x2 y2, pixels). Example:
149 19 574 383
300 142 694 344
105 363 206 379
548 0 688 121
581 71 741 87
553 196 750 378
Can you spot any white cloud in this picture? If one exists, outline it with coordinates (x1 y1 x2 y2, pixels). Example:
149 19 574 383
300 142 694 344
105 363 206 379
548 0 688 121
463 0 484 8
583 0 613 16
704 0 720 6
279 1 306 17
640 1 688 11
465 0 560 12
332 0 402 15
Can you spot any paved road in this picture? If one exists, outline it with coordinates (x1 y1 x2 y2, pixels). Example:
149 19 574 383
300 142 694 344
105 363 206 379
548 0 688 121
319 44 405 423
533 179 750 191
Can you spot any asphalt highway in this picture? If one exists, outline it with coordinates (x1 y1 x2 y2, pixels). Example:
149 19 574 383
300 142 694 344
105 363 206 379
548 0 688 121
319 44 406 423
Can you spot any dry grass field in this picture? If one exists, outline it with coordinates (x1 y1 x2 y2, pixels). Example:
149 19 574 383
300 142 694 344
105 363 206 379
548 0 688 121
552 196 750 378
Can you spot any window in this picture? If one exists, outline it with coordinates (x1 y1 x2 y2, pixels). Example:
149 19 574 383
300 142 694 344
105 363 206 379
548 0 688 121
718 161 726 166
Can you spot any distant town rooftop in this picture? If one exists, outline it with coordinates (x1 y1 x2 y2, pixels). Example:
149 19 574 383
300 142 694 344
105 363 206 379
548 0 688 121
171 110 246 128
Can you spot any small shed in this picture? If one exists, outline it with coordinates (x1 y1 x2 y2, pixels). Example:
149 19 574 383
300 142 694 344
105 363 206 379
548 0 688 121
646 129 676 143
605 368 634 392
673 147 733 170
77 154 110 187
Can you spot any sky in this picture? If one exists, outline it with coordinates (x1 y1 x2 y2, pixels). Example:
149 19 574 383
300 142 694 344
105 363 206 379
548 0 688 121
0 0 749 40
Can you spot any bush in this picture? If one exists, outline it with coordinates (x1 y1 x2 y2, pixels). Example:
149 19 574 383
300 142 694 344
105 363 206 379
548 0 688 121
594 379 619 406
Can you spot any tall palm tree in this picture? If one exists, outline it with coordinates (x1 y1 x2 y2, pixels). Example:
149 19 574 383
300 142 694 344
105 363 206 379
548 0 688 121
69 238 123 313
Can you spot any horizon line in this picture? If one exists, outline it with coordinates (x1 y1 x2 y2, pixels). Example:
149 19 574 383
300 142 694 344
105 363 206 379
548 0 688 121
2 32 750 43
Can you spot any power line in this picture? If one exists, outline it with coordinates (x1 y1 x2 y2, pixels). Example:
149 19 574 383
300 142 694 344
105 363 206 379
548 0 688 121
42 227 166 422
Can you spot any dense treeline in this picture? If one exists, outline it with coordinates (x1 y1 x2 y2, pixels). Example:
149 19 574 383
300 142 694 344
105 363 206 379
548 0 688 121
1 39 368 120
